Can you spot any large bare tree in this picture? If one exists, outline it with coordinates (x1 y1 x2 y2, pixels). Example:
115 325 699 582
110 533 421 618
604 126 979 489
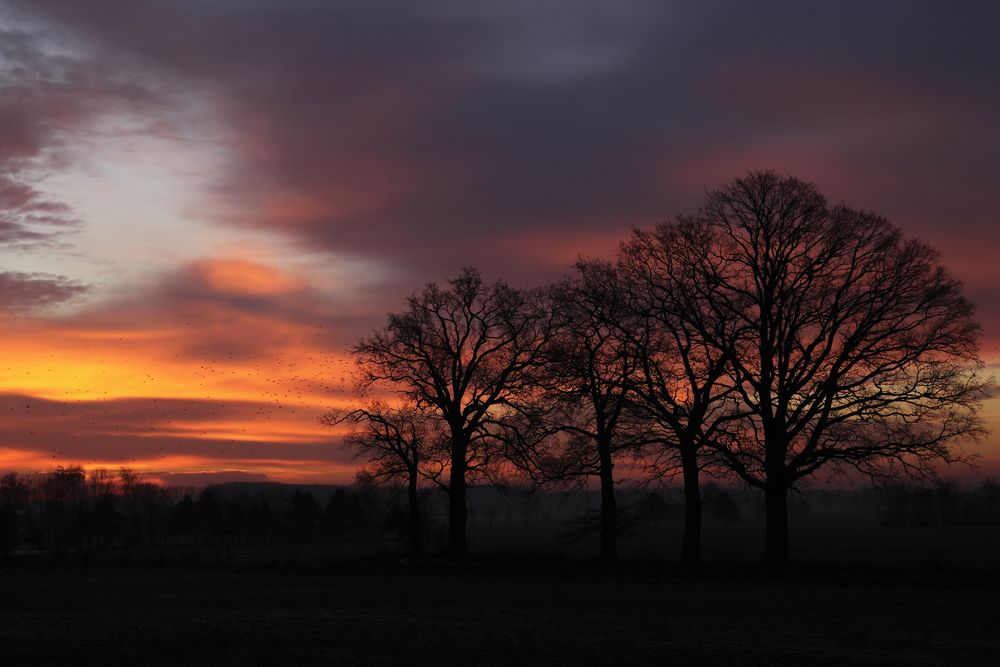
682 171 987 563
353 267 554 555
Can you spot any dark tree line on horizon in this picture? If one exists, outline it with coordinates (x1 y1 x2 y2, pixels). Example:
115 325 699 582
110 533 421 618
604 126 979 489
0 466 411 558
330 171 988 565
4 464 999 563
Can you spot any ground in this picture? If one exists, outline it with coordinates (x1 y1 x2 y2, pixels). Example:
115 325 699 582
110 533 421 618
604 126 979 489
2 554 998 665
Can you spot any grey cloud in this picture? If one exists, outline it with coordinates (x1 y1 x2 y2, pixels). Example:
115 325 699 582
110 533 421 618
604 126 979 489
0 271 88 311
7 0 1000 296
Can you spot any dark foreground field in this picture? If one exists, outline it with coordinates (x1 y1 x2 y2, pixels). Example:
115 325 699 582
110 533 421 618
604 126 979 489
2 554 999 666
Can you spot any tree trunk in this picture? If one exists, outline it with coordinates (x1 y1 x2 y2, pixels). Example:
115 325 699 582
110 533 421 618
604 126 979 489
407 469 421 558
597 436 617 563
448 433 468 557
680 444 702 565
763 482 789 564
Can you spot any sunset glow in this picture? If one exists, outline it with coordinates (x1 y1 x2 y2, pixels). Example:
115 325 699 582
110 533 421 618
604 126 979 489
1 1 998 484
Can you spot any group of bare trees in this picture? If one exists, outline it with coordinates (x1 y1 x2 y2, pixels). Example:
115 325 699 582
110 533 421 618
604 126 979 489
0 467 409 555
0 467 170 553
327 171 987 564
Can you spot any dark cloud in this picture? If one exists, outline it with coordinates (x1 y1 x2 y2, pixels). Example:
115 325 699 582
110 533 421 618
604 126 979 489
0 393 348 466
152 470 271 488
0 271 87 311
8 1 1000 283
0 176 77 247
63 256 366 364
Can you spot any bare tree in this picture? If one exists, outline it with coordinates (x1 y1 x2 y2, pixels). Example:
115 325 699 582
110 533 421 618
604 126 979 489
41 466 85 551
617 224 743 565
87 468 118 550
353 267 554 555
511 261 649 563
0 472 28 555
322 401 445 556
679 171 987 563
119 467 144 546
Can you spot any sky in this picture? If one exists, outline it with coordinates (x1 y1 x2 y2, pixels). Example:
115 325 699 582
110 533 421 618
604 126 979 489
1 0 998 485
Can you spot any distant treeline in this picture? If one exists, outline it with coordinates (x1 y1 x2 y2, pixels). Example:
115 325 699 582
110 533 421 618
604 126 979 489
882 479 1000 527
2 466 998 558
0 466 417 555
0 465 742 556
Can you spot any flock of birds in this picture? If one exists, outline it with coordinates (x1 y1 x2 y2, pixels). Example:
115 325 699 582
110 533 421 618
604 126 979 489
6 324 360 477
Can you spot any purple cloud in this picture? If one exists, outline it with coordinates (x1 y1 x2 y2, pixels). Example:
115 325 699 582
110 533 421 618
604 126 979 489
0 271 87 311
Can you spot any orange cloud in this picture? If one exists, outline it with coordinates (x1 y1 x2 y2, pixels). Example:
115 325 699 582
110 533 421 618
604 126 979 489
192 258 307 297
0 255 368 483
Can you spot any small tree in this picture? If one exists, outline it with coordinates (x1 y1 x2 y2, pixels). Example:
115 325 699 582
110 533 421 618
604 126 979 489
512 261 649 562
286 490 321 543
41 466 85 551
0 473 28 554
322 401 445 556
87 468 118 550
353 267 554 555
618 226 743 565
709 489 741 525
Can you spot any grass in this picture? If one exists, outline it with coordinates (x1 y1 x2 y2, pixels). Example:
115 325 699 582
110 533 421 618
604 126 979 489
2 558 999 664
2 519 999 665
469 516 1000 572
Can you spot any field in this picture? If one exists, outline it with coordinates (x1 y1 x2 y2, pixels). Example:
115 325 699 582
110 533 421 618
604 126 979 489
2 519 1000 665
471 516 1000 572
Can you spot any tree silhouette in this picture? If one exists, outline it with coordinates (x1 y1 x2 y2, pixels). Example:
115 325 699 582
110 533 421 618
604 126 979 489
510 261 649 562
353 267 554 555
707 488 741 525
197 485 227 545
173 494 197 545
118 467 144 546
87 468 119 550
676 171 987 563
41 466 85 551
617 227 742 565
323 401 446 556
0 473 28 555
286 489 321 543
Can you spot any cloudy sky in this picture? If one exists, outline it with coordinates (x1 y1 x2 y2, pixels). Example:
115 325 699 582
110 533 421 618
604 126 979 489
1 0 998 484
